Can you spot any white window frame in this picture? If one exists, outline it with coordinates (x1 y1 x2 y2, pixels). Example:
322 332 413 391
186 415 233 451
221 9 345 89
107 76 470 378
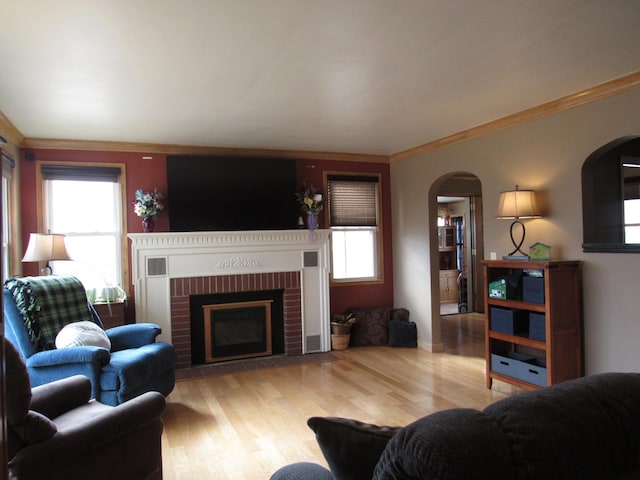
37 161 129 292
1 151 15 282
624 198 640 243
325 172 383 284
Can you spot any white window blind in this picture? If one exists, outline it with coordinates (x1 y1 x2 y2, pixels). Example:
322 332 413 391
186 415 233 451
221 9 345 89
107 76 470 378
327 175 378 226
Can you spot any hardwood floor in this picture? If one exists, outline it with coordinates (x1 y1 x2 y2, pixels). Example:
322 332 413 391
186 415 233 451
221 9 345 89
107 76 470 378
161 313 522 479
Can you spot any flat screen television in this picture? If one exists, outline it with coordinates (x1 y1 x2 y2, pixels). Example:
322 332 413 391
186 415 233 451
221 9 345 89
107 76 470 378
167 156 298 232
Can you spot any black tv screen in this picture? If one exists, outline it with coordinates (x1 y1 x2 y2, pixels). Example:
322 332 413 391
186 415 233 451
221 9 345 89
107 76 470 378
167 156 298 231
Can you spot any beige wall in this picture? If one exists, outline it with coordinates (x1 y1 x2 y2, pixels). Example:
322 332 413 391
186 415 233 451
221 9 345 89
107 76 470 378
391 87 640 374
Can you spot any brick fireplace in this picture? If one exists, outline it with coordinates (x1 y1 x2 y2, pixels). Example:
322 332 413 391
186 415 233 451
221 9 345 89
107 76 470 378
169 272 301 368
129 230 331 369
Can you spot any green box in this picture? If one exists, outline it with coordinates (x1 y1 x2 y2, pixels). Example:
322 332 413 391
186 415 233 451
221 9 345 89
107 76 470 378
489 278 519 300
489 279 507 299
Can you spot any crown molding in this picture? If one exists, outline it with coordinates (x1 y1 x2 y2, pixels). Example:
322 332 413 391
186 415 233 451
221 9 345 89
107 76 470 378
390 70 640 163
9 70 640 163
20 137 390 164
0 110 24 146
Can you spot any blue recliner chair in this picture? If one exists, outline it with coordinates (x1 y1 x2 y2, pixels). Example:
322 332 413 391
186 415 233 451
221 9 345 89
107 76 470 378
4 275 177 406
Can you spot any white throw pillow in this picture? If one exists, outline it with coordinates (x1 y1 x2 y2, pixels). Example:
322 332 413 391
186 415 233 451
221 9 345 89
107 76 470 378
55 321 111 350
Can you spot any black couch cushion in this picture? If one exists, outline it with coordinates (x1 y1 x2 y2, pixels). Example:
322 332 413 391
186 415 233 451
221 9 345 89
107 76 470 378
484 372 640 480
308 417 400 480
373 408 515 480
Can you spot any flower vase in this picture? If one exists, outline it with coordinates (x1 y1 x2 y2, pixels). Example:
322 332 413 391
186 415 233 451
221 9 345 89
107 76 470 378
307 211 318 241
142 216 155 233
307 211 319 230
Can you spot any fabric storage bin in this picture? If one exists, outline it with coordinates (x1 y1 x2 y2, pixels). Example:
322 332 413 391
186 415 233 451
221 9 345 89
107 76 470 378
520 358 548 387
522 276 545 304
529 312 546 341
491 354 519 377
490 307 529 334
491 352 535 378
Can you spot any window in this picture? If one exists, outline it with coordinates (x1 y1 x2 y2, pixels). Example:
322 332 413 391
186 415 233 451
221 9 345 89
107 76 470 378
327 174 381 282
624 198 640 243
582 135 640 252
40 164 127 291
2 152 15 282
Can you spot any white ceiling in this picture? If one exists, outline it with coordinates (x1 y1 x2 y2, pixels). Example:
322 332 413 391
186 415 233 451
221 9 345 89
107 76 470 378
1 0 639 157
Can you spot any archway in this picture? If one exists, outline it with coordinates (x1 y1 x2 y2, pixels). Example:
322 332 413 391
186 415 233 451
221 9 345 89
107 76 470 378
429 172 484 353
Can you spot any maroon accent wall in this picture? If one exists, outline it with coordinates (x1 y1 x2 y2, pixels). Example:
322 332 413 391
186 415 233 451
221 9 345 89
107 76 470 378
19 148 394 320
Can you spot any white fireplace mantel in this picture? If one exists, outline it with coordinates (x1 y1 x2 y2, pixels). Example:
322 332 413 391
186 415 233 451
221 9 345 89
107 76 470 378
128 230 332 353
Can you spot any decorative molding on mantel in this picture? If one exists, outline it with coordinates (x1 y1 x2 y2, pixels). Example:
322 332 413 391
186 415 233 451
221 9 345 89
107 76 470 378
128 229 328 248
128 230 332 352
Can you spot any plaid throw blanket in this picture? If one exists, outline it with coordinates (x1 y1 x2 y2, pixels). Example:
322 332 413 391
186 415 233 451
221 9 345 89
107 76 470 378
4 275 94 351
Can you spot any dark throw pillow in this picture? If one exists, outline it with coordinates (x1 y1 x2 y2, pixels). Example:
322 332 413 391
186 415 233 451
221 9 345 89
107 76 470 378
390 308 410 323
347 307 391 346
388 320 417 348
307 417 401 480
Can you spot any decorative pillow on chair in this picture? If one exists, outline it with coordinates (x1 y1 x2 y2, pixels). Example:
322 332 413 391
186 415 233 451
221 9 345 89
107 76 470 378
307 417 400 480
55 321 111 350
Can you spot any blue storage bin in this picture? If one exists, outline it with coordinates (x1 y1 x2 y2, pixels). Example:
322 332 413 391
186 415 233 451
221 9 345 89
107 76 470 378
529 312 546 341
490 307 529 334
522 276 545 304
520 358 548 387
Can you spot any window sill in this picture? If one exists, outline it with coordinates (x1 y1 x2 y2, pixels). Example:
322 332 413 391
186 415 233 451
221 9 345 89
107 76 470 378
330 278 385 287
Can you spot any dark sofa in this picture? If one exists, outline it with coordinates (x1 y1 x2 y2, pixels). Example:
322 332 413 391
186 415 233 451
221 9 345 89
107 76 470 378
271 372 640 479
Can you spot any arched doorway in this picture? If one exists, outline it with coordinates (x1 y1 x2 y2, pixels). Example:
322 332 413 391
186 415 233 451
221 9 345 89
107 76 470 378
435 173 483 314
431 172 484 354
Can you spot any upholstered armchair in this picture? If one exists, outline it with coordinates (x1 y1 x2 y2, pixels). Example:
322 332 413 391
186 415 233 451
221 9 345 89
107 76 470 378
5 337 165 480
4 275 177 406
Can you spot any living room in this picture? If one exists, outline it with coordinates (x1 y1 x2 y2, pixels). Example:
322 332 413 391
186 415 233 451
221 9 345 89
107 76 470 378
2 2 640 478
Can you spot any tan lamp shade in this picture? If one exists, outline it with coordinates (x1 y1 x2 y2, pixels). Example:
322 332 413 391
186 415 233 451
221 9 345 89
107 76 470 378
496 186 541 219
22 233 72 262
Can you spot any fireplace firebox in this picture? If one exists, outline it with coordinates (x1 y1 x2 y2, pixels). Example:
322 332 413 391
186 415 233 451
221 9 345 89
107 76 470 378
203 300 273 362
190 290 284 364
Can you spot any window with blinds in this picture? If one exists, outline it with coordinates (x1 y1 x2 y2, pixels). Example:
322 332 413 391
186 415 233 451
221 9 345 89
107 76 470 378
41 163 126 291
327 174 381 281
327 175 378 227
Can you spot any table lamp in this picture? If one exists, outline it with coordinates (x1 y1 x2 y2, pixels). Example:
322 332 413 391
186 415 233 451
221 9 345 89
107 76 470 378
496 185 541 259
22 233 72 275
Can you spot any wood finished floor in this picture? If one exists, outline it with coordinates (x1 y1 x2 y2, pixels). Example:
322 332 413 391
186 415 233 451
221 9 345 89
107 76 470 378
161 313 523 479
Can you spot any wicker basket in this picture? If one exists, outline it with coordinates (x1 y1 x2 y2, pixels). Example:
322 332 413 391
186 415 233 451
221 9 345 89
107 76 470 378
331 333 350 350
331 322 351 335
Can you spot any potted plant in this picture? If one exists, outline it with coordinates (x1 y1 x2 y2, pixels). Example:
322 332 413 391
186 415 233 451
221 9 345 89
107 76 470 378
330 312 357 350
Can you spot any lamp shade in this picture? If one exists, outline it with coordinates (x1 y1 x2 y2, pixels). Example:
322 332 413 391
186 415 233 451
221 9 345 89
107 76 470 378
496 186 541 219
22 233 72 262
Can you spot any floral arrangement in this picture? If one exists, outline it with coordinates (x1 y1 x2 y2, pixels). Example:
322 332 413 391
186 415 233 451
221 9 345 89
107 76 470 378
133 189 164 218
294 184 324 213
331 312 358 334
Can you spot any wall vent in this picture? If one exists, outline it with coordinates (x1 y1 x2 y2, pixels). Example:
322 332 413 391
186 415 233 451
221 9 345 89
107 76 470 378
303 251 318 268
147 257 167 277
306 334 321 352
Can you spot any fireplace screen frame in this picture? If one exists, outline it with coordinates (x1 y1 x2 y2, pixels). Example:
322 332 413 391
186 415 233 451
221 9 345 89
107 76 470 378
202 300 273 363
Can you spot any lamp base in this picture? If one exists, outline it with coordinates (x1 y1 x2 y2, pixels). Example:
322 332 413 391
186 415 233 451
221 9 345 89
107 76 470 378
506 220 529 258
502 254 529 260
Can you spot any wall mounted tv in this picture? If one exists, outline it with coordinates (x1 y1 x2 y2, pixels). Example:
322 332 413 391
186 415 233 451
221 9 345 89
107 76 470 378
167 156 298 232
